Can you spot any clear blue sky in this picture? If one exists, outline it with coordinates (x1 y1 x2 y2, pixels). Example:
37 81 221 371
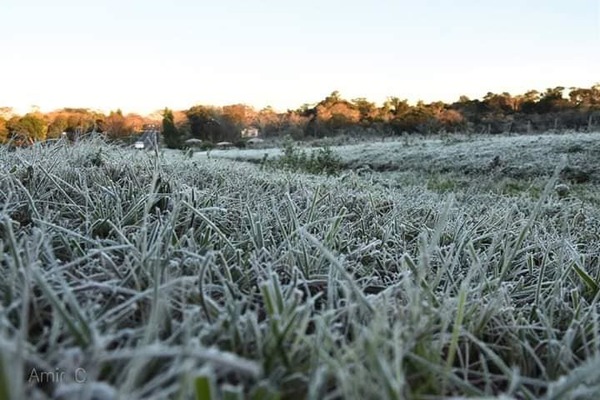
1 0 598 115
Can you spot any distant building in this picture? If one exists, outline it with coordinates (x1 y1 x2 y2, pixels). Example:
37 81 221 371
241 127 259 138
216 141 234 149
184 138 203 148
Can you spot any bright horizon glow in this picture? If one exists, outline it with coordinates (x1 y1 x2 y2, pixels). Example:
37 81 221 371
1 0 599 116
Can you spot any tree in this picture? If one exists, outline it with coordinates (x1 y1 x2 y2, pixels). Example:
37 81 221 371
324 90 342 106
255 106 282 136
390 101 437 134
162 108 181 149
569 84 600 130
124 113 146 133
382 97 410 119
222 104 255 128
104 109 133 139
317 101 360 129
184 105 240 142
221 104 255 141
0 107 14 120
42 108 99 137
18 113 47 141
438 108 465 131
352 97 378 122
0 117 7 143
569 85 600 109
305 91 361 135
482 92 517 115
47 114 68 139
519 90 541 114
186 105 219 141
537 87 569 114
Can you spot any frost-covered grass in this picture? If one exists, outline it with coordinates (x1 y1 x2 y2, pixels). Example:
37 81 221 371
1 135 600 399
203 132 600 183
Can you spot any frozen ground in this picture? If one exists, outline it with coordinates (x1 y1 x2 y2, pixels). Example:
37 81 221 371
191 132 600 183
1 134 600 399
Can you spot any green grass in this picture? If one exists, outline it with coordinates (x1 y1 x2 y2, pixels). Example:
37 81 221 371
1 134 600 399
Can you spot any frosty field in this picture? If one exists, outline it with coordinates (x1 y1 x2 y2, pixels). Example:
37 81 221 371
1 133 600 399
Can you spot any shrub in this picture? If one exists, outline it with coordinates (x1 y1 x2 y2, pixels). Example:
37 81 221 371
234 139 247 149
272 138 342 175
200 142 215 151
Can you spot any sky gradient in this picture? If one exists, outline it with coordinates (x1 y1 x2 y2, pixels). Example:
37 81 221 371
1 0 599 115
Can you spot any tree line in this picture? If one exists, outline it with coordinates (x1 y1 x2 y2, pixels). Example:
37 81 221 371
1 84 599 147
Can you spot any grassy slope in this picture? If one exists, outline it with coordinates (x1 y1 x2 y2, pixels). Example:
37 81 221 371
1 134 599 399
205 132 600 181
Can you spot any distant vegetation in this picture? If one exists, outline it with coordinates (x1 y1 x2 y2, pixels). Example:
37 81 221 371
1 84 599 148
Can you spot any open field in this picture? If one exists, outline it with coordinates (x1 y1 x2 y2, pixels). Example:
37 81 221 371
202 132 600 185
1 133 600 399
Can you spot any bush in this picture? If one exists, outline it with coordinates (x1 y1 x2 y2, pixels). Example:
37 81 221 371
272 138 342 175
308 146 342 175
234 139 247 149
199 142 215 151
